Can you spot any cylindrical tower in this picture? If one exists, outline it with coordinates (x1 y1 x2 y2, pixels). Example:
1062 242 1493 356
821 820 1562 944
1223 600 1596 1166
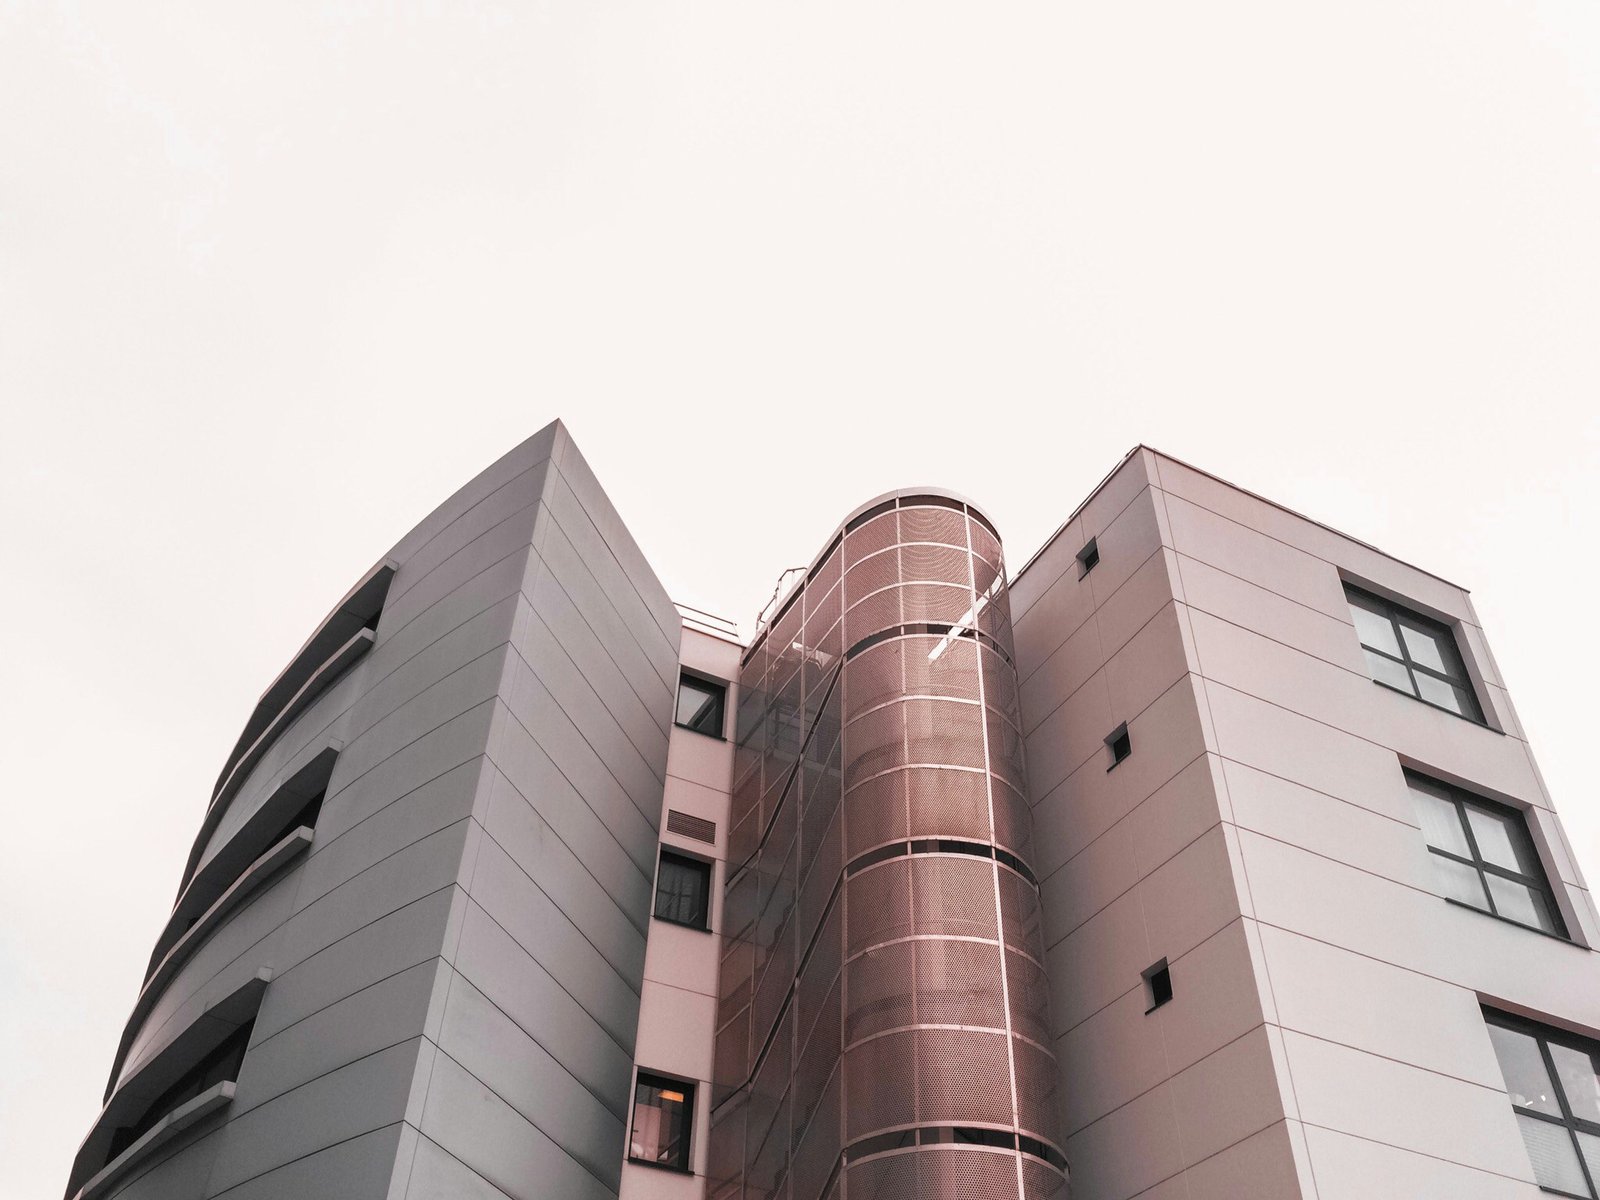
710 491 1067 1200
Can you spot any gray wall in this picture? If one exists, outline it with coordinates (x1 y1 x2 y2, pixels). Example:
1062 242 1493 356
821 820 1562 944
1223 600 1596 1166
81 420 680 1200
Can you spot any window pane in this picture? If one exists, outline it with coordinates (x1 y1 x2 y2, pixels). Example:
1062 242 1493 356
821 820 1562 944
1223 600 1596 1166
1515 1114 1589 1196
1465 805 1540 875
1414 671 1469 715
1408 781 1471 856
655 854 709 928
1552 1043 1600 1125
1486 875 1560 934
1365 649 1415 693
1488 1024 1562 1116
1399 620 1452 675
1430 853 1489 909
631 1076 692 1169
676 677 726 736
1348 593 1402 656
1576 1130 1600 1194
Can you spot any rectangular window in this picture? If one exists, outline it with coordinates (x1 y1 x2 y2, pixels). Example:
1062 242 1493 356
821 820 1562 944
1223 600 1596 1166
1485 1010 1600 1197
1105 722 1131 770
1406 772 1564 937
630 1071 694 1171
654 850 712 931
675 674 727 738
1076 536 1100 578
1344 584 1484 721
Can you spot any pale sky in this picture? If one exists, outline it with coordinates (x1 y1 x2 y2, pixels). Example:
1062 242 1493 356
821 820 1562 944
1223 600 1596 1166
3 3 1599 1197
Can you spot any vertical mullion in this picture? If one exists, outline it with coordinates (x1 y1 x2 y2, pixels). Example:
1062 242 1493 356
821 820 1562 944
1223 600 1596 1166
1385 604 1423 699
1453 796 1497 915
1539 1036 1598 1199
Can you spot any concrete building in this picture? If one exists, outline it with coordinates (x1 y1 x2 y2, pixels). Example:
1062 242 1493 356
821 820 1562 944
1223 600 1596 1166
68 425 1600 1200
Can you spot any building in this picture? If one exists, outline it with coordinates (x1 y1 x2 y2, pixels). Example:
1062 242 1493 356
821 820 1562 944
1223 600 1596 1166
66 421 1600 1200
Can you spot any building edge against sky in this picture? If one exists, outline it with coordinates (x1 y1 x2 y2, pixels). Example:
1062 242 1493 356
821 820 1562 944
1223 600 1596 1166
66 421 1600 1200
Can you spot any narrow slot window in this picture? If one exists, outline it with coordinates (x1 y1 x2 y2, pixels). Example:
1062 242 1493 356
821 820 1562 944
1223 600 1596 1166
1142 960 1172 1013
1106 723 1131 770
1076 536 1100 578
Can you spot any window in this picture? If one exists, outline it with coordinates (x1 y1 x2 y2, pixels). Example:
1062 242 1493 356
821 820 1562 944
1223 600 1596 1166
1076 536 1100 578
630 1071 694 1171
1105 723 1131 770
107 1021 254 1162
1485 1010 1600 1197
1142 959 1172 1013
1406 773 1564 936
1344 584 1483 721
654 850 712 930
675 674 727 738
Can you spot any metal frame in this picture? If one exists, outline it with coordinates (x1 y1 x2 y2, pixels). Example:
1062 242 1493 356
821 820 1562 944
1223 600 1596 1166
676 671 729 739
629 1069 697 1174
1485 1008 1600 1198
1344 583 1485 723
1406 771 1567 940
654 848 713 932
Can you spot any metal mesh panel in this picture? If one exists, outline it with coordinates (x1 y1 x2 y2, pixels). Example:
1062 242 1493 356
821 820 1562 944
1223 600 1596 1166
1005 948 1052 1048
805 580 842 644
903 699 988 771
916 1028 1014 1126
845 549 903 606
846 941 915 1043
846 858 914 955
903 767 991 844
980 643 1022 725
845 1030 917 1138
918 1148 1024 1198
903 635 980 700
790 1065 841 1200
795 974 841 1134
717 1004 751 1097
1013 1035 1062 1138
798 907 842 1046
914 938 1006 1031
798 802 841 948
977 582 1013 644
997 870 1044 959
709 1099 747 1199
986 707 1028 791
989 776 1031 853
844 1151 920 1200
900 582 976 625
809 544 843 599
969 519 1003 570
909 856 1000 941
722 934 756 1025
845 638 907 714
748 1082 791 1199
897 505 968 547
753 924 795 1052
844 770 908 859
844 587 904 645
899 541 975 587
1022 1157 1067 1200
844 511 900 567
844 703 904 790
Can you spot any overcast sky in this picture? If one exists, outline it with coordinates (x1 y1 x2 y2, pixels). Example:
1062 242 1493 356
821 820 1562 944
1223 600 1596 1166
3 3 1599 1196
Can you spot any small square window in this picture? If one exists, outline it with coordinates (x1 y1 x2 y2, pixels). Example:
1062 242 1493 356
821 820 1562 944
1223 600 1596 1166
1105 723 1131 770
675 674 727 738
654 850 712 931
1142 960 1172 1012
629 1071 694 1171
1076 537 1100 578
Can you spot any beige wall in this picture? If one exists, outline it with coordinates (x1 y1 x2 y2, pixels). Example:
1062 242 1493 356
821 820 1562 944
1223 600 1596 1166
621 625 737 1200
1012 448 1600 1200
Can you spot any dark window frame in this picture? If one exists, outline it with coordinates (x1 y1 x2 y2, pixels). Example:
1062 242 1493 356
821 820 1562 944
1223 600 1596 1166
1344 583 1485 723
1485 1008 1600 1198
675 672 728 740
1105 722 1131 771
628 1070 696 1173
1406 771 1567 940
1142 959 1172 1014
1076 537 1100 578
653 848 713 932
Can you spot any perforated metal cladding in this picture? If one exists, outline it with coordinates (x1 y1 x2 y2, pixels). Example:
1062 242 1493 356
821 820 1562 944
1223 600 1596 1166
1023 1156 1069 1199
711 497 1066 1199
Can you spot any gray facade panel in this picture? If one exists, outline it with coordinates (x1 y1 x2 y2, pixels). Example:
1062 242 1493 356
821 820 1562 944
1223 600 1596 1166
415 1052 619 1200
452 896 636 1117
402 1135 517 1200
206 1124 406 1200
